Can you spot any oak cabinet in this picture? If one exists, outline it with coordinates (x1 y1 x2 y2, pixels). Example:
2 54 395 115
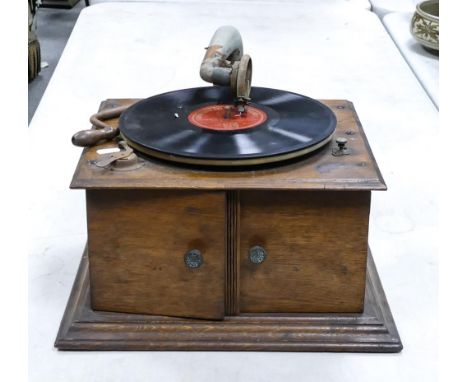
86 189 370 319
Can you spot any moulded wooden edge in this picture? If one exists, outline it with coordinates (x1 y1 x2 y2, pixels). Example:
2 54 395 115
55 247 402 352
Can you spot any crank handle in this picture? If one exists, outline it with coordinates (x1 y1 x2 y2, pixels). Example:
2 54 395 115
72 126 119 147
71 104 130 147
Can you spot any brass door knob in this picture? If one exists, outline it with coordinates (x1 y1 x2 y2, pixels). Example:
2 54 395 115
184 249 203 268
249 246 267 264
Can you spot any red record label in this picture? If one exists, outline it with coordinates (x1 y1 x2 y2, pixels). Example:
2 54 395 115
188 104 267 131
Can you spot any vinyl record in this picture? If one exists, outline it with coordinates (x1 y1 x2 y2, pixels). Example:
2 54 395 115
119 86 336 166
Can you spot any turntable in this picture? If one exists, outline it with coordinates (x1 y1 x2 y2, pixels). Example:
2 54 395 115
56 26 402 352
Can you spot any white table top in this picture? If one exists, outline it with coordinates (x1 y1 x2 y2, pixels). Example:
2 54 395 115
29 2 437 381
369 0 417 17
92 0 371 7
383 11 439 108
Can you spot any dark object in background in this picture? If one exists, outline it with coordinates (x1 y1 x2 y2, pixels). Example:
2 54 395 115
41 0 81 8
28 0 41 83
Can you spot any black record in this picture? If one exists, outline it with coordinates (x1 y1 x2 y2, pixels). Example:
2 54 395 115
119 86 336 166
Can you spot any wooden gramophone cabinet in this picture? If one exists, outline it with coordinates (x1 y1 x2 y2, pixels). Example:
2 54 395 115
55 99 402 352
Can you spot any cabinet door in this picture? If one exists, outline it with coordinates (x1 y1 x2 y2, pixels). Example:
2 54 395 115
239 191 370 313
87 190 225 320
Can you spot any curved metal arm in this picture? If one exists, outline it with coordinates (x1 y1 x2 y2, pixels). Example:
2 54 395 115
71 105 129 147
200 25 252 101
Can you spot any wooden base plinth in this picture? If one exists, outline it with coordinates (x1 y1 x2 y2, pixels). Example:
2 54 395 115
55 249 402 352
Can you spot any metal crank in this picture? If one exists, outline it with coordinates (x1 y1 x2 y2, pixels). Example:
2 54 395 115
72 104 130 147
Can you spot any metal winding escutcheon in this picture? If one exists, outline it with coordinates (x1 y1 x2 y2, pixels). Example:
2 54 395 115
184 250 203 268
249 246 267 264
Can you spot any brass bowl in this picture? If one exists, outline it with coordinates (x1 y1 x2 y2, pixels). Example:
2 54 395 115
410 0 439 51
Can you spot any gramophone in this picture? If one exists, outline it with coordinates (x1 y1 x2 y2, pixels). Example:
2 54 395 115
55 26 402 352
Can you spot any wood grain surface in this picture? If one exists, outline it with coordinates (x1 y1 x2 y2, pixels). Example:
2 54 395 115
239 191 370 313
86 189 226 319
55 248 402 352
226 191 240 315
70 99 386 191
59 98 400 351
